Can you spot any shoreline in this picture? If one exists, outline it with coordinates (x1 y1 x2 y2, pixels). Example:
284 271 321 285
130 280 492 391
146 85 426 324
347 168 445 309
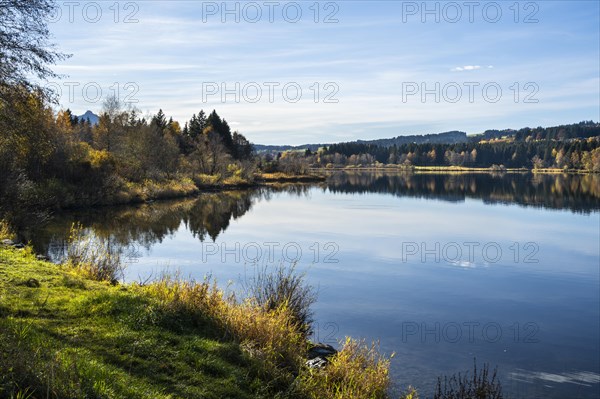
9 167 594 215
51 173 327 212
6 166 596 219
313 166 596 174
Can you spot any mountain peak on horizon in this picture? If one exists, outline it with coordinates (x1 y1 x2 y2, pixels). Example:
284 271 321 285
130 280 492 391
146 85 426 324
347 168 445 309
78 110 99 125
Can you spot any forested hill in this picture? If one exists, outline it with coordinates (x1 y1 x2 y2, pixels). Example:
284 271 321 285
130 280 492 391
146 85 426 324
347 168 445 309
254 130 467 153
469 121 600 142
356 131 467 146
256 122 600 154
294 121 600 171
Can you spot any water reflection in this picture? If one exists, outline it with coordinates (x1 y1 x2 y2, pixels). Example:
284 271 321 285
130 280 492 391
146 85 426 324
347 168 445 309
21 172 600 399
325 171 600 213
28 186 313 260
26 173 599 260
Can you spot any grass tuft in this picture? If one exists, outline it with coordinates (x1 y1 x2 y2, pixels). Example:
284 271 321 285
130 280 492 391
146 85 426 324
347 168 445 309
434 360 503 399
300 337 392 399
65 222 124 282
243 264 317 336
0 220 15 240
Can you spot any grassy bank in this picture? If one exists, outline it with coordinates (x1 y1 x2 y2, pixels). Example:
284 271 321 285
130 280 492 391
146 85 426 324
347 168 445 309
40 173 326 211
107 178 201 205
54 176 255 209
0 240 393 399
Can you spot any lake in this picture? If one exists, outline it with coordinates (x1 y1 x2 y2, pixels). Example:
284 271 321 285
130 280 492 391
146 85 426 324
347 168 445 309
26 171 600 399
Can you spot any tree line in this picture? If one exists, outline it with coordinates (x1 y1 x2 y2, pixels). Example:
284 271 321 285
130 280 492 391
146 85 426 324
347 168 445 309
315 125 600 171
0 87 257 223
467 121 600 143
55 100 254 182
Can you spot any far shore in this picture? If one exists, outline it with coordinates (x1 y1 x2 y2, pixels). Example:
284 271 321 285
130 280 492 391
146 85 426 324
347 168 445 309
312 165 596 174
8 167 595 214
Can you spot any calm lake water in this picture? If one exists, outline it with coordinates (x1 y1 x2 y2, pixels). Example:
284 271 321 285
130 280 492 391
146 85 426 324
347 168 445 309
27 172 600 399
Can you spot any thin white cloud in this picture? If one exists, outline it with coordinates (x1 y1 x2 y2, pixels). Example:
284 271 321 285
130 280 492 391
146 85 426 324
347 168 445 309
451 65 482 72
450 260 476 268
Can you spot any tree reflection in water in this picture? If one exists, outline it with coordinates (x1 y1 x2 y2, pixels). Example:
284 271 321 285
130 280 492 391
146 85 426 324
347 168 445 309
23 173 599 261
26 185 313 262
325 171 600 213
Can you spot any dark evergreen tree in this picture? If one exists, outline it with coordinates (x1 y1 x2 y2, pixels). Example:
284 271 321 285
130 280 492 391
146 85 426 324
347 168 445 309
206 110 234 155
187 110 206 139
152 109 168 131
232 131 254 160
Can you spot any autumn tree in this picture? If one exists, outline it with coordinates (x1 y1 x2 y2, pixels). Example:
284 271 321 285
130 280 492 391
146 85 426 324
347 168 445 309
0 0 69 95
193 126 231 175
93 95 129 152
1 0 69 212
278 151 310 175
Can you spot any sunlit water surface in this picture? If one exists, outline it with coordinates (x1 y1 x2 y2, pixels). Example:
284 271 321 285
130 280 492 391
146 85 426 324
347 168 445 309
29 172 600 398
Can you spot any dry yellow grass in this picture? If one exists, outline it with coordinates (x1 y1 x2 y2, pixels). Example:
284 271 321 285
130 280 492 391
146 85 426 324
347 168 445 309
300 337 392 399
259 172 325 182
0 220 15 240
140 274 394 398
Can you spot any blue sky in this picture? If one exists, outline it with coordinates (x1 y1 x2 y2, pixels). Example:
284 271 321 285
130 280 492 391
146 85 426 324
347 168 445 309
47 1 599 145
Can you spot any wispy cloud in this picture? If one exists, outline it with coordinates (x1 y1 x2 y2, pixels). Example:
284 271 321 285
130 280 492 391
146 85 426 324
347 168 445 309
451 65 494 72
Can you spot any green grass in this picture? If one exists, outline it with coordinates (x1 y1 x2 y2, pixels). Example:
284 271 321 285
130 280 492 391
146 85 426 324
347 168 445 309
0 245 395 399
0 247 287 398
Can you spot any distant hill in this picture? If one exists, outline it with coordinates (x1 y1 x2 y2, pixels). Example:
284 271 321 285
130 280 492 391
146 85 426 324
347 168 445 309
254 122 600 154
356 131 467 147
78 110 99 125
254 130 468 154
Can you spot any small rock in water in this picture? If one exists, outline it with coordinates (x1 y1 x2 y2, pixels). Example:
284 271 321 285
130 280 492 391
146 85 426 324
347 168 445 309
306 356 329 369
36 254 49 261
1 239 14 246
308 343 337 360
13 243 25 249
